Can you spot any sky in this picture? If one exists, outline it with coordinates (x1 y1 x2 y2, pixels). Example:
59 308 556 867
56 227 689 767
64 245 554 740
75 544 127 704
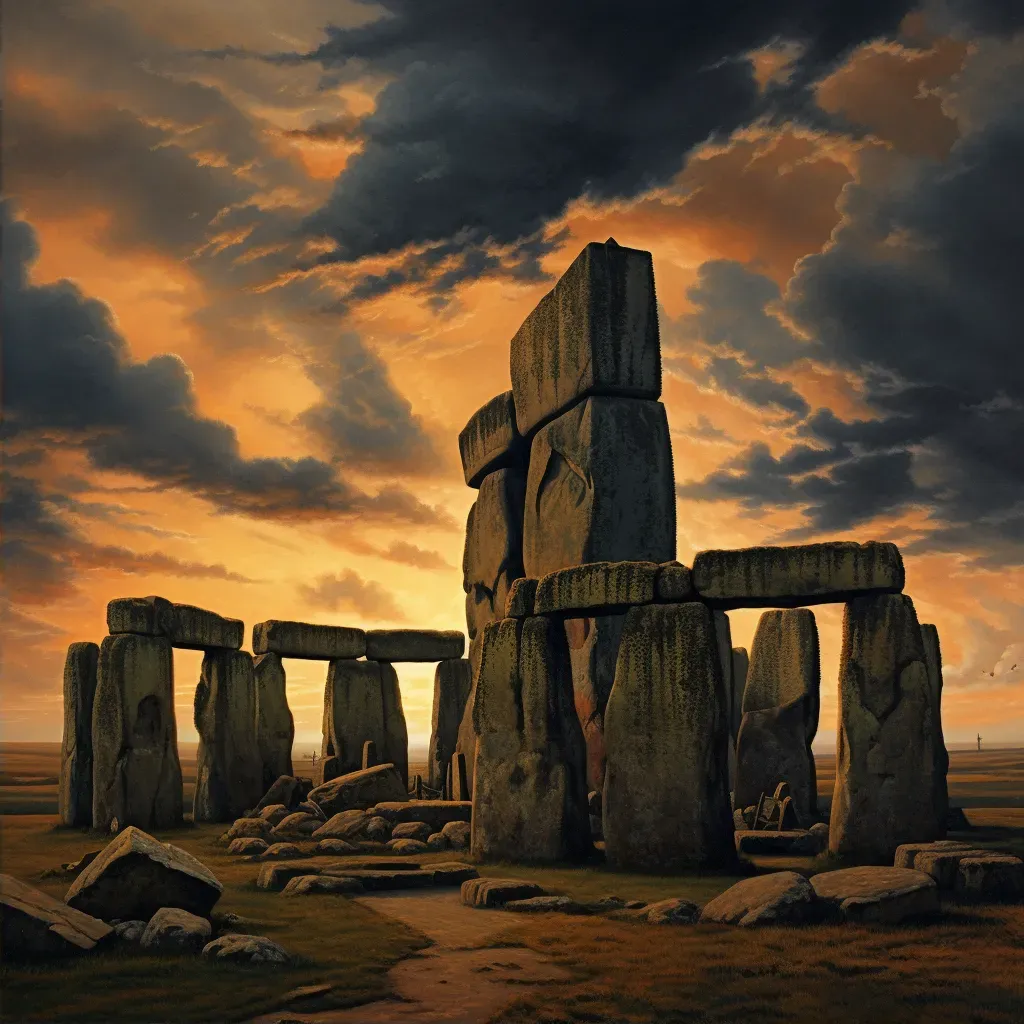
3 0 1023 752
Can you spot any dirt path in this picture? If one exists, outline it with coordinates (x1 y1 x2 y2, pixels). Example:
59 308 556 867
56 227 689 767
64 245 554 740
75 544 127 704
248 890 569 1024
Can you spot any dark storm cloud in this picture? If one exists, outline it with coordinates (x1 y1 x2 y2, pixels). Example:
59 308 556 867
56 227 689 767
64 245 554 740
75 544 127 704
298 570 406 622
1 205 451 528
678 50 1024 563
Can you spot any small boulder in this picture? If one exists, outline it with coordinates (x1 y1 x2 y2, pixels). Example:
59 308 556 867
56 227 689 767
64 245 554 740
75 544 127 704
315 839 358 856
311 809 368 841
221 818 272 844
282 875 365 896
113 920 146 943
258 804 290 827
504 895 587 914
256 864 316 892
461 878 548 908
307 765 408 816
371 801 472 832
261 843 305 861
645 898 702 925
811 867 939 923
426 833 448 851
202 933 291 964
955 855 1024 901
893 840 975 871
65 827 222 922
387 839 429 854
140 907 211 954
391 821 432 842
700 873 816 927
1 873 112 957
440 820 471 850
273 812 321 836
228 838 269 857
365 816 392 841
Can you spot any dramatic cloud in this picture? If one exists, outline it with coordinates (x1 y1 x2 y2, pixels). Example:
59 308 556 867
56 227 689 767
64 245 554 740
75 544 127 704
380 541 451 571
298 569 406 621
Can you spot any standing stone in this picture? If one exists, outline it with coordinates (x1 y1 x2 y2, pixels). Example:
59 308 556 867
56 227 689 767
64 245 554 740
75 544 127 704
830 594 943 862
462 468 526 641
427 659 473 791
734 609 820 825
471 617 590 863
59 642 99 827
603 602 734 871
254 653 293 791
92 634 182 831
459 391 525 488
920 624 950 831
730 648 749 744
713 612 735 791
453 633 484 797
106 597 243 650
451 752 470 802
193 650 264 823
509 239 661 437
379 662 409 789
322 659 387 779
362 740 377 770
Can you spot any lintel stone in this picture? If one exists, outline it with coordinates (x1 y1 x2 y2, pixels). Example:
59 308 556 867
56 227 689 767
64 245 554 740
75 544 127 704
107 597 242 651
365 630 465 663
252 621 366 660
533 561 658 615
459 391 525 487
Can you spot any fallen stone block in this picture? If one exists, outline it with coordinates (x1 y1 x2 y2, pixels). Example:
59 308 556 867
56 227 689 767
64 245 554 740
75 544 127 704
252 620 366 660
387 839 430 854
256 775 308 813
307 765 408 816
461 877 549 908
256 863 317 892
315 839 359 856
431 863 479 887
655 562 694 602
107 596 243 650
65 827 222 922
700 873 817 927
1 873 112 957
894 840 986 875
459 390 525 487
272 812 322 836
281 875 364 896
692 541 905 609
140 907 211 953
228 838 269 856
258 804 290 827
202 933 291 964
371 801 472 831
734 830 825 857
260 843 306 861
365 630 466 662
392 821 432 842
533 561 658 615
955 855 1024 901
220 818 273 844
321 869 437 892
644 898 702 925
504 896 589 914
59 642 99 828
810 867 939 923
510 238 661 436
312 810 369 841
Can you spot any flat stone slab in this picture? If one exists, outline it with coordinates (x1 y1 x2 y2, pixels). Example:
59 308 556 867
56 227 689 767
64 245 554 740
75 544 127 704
700 872 817 927
894 842 990 888
256 864 319 891
504 578 538 618
655 562 695 601
810 866 939 923
692 542 905 609
461 878 549 908
365 630 465 662
65 826 223 922
533 561 658 615
370 801 472 831
282 875 365 896
459 390 525 487
251 620 366 660
2 873 112 957
504 896 589 914
308 765 408 816
107 596 242 650
955 855 1024 901
734 830 825 857
317 863 478 892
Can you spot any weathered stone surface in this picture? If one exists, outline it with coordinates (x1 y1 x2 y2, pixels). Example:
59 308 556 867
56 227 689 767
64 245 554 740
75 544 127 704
734 610 820 825
371 801 472 831
655 562 694 602
322 659 389 780
693 542 905 609
914 847 993 889
194 650 264 823
426 832 448 851
459 391 525 487
315 839 358 856
273 812 321 836
712 611 735 791
534 561 658 615
282 875 364 896
140 907 211 953
463 468 526 643
92 634 182 831
202 933 291 964
312 810 369 840
510 239 661 436
365 630 466 663
59 642 99 827
700 873 817 927
830 594 944 862
451 751 470 801
365 816 392 841
297 800 326 821
387 838 429 854
505 896 587 914
391 821 432 842
893 839 976 870
955 855 1024 901
523 397 675 578
66 827 222 921
730 648 749 745
441 820 471 849
113 920 146 943
811 866 939 923
1 873 112 957
252 620 365 660
107 596 243 650
261 843 305 860
734 830 826 857
378 662 409 788
256 863 313 891
254 653 293 791
425 660 472 794
256 776 306 813
505 578 538 618
920 623 950 828
471 617 591 863
221 818 273 843
228 838 269 856
603 603 734 870
461 877 549 908
307 765 408 816
453 633 484 798
644 898 701 925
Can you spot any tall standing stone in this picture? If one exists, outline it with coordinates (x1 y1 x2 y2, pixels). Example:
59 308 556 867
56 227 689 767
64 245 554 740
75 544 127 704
471 617 590 863
734 609 820 824
253 653 293 791
713 611 735 790
193 650 264 823
379 662 409 789
92 634 182 831
603 602 734 871
730 647 749 744
59 642 99 827
920 624 950 829
427 659 473 791
322 659 387 779
453 633 484 797
830 594 943 862
463 468 526 642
